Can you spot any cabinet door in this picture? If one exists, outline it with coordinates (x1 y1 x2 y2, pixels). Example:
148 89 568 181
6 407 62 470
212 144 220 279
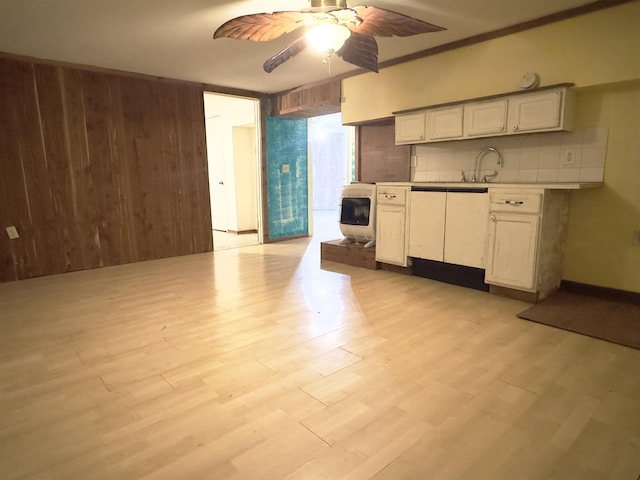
376 204 407 266
485 213 539 290
426 106 464 141
395 112 426 144
444 193 489 268
508 90 563 133
464 99 508 137
408 191 446 261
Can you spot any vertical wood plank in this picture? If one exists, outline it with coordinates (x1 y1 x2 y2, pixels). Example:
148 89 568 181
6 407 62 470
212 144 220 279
0 57 213 282
0 59 28 281
2 60 56 279
174 85 212 254
83 70 121 267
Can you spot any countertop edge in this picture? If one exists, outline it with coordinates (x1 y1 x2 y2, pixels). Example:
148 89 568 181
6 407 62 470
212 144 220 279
375 182 603 190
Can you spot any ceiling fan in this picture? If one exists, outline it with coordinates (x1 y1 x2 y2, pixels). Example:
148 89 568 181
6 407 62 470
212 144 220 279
213 0 445 74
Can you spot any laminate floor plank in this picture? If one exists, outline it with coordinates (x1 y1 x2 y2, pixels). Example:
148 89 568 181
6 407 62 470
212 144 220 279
1 237 639 479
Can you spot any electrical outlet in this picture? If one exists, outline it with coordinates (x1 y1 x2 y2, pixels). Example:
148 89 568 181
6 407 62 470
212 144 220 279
282 164 289 173
562 149 576 167
6 226 19 240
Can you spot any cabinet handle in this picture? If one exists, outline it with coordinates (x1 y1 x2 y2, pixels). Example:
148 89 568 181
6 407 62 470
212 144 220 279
489 215 496 221
505 200 524 206
385 194 397 199
513 125 519 131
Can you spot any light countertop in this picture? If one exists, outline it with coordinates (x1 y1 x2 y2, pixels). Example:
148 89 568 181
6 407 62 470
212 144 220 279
375 182 602 190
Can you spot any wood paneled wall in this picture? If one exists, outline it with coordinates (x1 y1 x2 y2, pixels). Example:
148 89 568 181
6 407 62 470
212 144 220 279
271 79 341 118
0 58 213 283
357 122 410 183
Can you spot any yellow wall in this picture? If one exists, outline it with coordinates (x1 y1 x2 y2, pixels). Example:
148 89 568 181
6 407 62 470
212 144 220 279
342 1 640 123
563 82 640 292
342 1 640 293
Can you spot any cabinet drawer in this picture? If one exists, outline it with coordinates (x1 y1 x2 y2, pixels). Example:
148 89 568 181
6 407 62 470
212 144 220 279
377 188 407 205
489 192 541 214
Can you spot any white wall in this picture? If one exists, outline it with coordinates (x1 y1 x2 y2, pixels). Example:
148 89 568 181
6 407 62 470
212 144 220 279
233 126 258 232
203 93 259 233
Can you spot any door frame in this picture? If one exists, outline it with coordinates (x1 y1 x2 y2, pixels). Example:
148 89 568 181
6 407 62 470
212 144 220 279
203 92 263 244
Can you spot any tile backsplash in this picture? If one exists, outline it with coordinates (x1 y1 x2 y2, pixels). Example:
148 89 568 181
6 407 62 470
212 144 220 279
411 127 607 183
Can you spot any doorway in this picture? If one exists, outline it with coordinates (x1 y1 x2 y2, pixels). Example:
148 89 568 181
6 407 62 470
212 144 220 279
203 92 261 251
308 112 355 241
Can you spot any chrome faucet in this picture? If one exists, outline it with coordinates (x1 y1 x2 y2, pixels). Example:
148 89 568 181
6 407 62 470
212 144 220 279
472 147 503 182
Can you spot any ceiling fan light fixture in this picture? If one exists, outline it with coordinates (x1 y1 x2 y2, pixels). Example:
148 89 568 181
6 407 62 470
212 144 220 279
306 23 351 53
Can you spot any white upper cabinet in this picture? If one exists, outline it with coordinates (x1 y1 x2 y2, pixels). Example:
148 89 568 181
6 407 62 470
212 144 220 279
426 106 464 141
395 112 426 144
508 89 568 133
464 99 508 137
395 85 574 145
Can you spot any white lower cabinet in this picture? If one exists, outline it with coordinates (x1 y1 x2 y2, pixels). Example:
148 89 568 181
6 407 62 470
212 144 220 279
376 186 410 266
380 183 574 300
408 190 488 268
485 213 539 289
484 189 570 299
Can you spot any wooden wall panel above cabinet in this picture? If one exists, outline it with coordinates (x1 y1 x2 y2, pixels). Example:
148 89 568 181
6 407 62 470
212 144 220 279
270 79 341 118
358 122 410 183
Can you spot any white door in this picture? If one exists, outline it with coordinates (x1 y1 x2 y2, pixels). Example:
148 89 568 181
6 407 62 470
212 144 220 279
375 204 407 266
485 212 539 290
206 115 228 231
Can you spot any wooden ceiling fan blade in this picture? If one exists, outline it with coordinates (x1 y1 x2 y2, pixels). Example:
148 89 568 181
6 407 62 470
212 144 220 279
214 11 310 42
350 6 445 37
336 33 379 73
263 36 309 73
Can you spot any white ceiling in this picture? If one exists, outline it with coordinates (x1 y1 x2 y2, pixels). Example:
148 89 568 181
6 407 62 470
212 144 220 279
0 0 604 95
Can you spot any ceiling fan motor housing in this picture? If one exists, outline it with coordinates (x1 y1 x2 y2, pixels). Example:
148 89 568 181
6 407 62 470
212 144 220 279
310 0 348 10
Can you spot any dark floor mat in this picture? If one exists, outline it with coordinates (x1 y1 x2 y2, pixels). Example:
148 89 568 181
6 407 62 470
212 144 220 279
517 290 640 350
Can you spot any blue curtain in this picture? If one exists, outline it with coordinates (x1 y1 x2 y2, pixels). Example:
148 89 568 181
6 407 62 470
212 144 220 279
265 113 309 239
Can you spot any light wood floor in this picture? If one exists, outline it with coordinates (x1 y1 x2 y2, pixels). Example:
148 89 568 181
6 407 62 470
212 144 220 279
1 235 639 480
212 230 259 251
